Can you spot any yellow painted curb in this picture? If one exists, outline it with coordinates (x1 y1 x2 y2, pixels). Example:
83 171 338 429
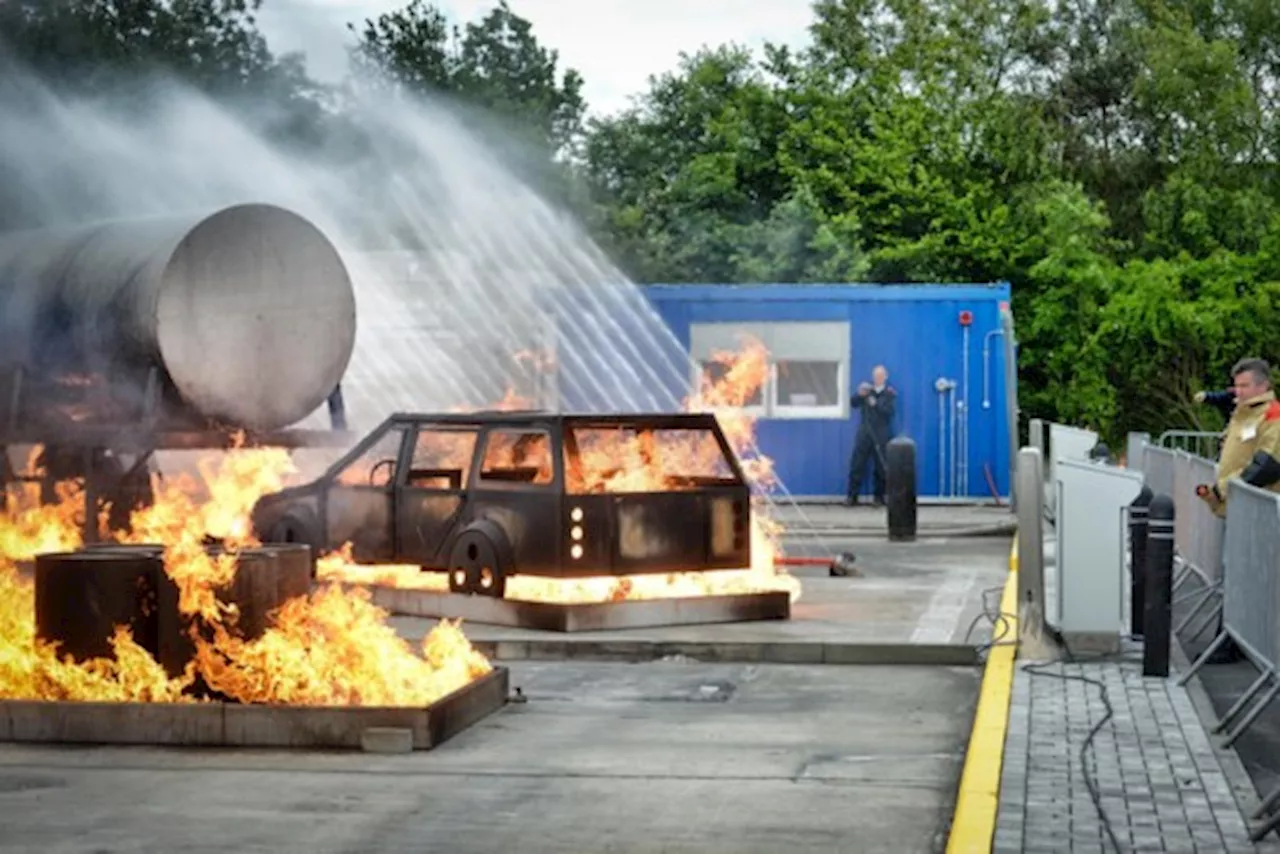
945 537 1018 854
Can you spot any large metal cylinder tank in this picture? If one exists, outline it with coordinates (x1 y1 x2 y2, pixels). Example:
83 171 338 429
0 203 356 432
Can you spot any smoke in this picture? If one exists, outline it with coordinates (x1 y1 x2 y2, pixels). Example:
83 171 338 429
0 33 694 440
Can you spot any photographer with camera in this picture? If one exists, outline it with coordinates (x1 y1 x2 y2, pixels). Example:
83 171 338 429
846 365 896 507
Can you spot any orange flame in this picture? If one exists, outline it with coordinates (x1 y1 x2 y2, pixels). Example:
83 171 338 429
0 557 194 702
0 437 492 706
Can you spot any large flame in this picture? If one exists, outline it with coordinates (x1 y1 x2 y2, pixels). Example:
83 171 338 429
319 336 801 603
0 558 191 703
0 448 86 560
0 438 492 706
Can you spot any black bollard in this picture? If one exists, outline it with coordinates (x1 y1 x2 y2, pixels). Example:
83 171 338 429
1129 485 1153 638
886 437 917 542
1143 493 1176 677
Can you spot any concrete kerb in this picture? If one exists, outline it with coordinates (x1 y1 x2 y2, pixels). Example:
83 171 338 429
944 537 1018 854
477 639 981 666
782 523 1017 540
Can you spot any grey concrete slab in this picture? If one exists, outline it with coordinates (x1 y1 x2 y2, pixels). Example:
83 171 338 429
388 537 1013 655
0 660 980 854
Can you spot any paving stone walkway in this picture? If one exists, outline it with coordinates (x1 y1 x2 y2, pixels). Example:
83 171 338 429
994 649 1262 853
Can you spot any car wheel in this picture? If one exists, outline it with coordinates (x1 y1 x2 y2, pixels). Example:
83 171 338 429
447 522 510 598
265 509 323 577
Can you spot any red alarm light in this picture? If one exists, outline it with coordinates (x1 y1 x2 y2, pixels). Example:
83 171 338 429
958 310 973 326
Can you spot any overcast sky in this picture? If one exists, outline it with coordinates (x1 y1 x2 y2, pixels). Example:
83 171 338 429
254 0 816 117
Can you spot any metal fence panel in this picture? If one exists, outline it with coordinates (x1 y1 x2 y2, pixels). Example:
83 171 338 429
1222 481 1280 669
1186 454 1225 584
1173 451 1193 559
1158 429 1223 460
1126 432 1150 473
1143 445 1176 499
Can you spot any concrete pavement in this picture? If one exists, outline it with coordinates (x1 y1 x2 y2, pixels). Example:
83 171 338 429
0 661 980 854
0 530 1016 853
387 536 1013 660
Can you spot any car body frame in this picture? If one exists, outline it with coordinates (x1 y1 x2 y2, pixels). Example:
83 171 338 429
252 411 754 597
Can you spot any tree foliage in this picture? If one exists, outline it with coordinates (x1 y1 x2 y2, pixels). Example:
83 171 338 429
4 0 1280 444
350 0 585 156
573 0 1280 445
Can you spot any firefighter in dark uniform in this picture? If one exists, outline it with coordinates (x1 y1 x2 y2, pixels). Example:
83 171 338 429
846 365 896 506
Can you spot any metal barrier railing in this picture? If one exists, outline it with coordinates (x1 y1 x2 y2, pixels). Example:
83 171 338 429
1142 445 1176 502
1157 429 1223 460
1033 426 1280 840
1181 483 1280 759
1172 451 1193 560
1184 454 1225 586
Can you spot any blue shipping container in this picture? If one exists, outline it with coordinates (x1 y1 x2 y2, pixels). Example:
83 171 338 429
642 282 1016 501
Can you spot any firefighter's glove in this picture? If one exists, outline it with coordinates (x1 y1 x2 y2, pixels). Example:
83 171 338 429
1195 483 1224 515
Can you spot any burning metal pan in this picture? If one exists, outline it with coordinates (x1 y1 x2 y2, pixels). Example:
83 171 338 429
362 585 791 633
0 667 508 751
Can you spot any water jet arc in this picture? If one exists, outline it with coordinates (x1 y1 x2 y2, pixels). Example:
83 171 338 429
0 203 357 432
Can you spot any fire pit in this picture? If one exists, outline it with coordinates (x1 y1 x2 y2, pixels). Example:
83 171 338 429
2 544 508 752
0 669 508 751
0 441 508 753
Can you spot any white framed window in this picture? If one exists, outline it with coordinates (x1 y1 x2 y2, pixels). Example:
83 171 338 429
689 321 850 420
771 359 845 419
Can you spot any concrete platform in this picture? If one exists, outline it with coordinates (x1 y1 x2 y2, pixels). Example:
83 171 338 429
0 660 981 854
770 501 1014 538
367 586 790 632
389 537 1012 664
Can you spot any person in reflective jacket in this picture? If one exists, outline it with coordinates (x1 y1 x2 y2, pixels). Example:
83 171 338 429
1196 358 1280 518
846 365 896 507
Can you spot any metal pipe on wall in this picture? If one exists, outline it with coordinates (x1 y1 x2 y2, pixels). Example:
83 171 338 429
1002 307 1019 509
934 377 953 495
950 383 959 497
982 328 1004 410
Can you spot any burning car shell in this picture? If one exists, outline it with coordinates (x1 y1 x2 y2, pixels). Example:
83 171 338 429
252 411 754 597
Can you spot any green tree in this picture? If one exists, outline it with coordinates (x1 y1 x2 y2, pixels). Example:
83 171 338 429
579 46 799 282
350 0 585 156
0 0 294 96
0 0 326 147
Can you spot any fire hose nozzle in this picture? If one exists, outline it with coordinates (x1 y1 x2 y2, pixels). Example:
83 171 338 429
829 552 859 577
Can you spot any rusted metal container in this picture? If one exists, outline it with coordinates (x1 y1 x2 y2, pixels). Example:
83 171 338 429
34 550 162 662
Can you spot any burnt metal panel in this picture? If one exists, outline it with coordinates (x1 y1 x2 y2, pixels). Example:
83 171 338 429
396 492 465 566
609 489 749 575
326 487 395 563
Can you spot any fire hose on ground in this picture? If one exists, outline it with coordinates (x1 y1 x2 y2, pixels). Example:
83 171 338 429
775 554 859 577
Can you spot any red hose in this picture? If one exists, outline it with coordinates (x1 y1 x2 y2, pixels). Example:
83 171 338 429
983 463 1004 506
775 556 836 567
